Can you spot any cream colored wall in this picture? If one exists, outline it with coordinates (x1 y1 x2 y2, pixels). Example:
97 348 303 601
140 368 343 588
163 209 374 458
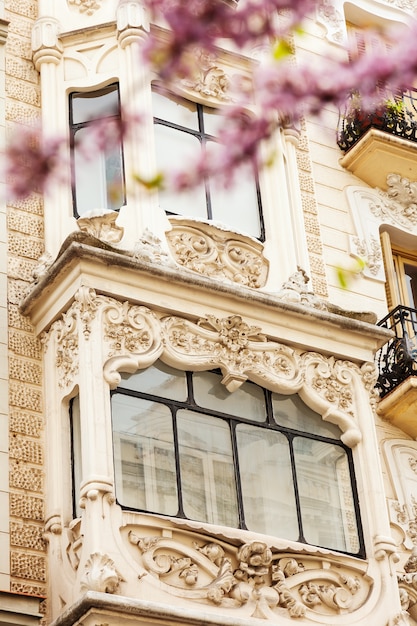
5 0 46 602
0 0 8 589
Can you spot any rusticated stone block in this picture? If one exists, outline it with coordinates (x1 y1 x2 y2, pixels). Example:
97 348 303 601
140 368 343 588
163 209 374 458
299 172 314 194
10 461 43 492
9 357 42 385
6 35 32 61
10 434 43 465
296 151 311 172
8 279 30 305
9 382 42 412
8 209 44 237
10 493 43 520
8 195 43 216
303 215 321 237
309 254 326 275
10 582 46 597
8 305 34 332
301 192 318 215
10 410 43 438
7 16 32 39
6 100 39 124
6 79 40 108
9 233 44 259
306 234 323 255
8 257 37 282
10 521 46 551
6 57 39 83
9 330 41 359
6 0 37 20
311 275 328 297
11 551 46 582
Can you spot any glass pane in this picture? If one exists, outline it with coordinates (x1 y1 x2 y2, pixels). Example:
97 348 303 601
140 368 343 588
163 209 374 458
119 363 187 401
152 89 198 130
404 262 417 310
177 410 238 526
272 393 341 438
193 371 266 421
112 394 178 515
154 124 207 218
73 126 124 215
72 85 119 124
207 142 261 237
202 105 224 136
237 424 298 538
293 437 360 553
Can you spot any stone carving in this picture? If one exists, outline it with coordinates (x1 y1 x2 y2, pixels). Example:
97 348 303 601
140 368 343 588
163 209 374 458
276 268 327 309
350 236 382 277
32 252 53 284
181 48 230 101
133 228 172 265
77 209 124 244
80 552 122 593
67 0 102 15
391 498 417 548
54 309 79 388
371 175 417 230
128 534 368 619
316 0 345 44
166 220 268 288
397 548 417 623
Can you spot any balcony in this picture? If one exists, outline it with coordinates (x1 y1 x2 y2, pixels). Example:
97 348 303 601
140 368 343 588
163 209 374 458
376 305 417 436
337 88 417 189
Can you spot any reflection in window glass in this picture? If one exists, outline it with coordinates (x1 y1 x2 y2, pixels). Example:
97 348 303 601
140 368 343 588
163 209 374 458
152 89 264 239
111 364 363 556
70 84 125 217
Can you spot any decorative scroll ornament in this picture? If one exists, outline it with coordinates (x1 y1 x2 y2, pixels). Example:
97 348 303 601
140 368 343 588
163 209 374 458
350 236 382 277
166 219 268 288
77 209 124 244
80 552 123 593
68 0 102 15
316 0 345 44
128 534 369 619
276 268 327 309
42 304 79 388
371 175 417 230
133 228 173 266
181 48 231 101
397 547 417 624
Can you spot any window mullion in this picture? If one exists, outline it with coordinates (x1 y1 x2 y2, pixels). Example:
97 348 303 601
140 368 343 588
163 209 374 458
230 419 246 530
171 407 186 518
287 434 306 544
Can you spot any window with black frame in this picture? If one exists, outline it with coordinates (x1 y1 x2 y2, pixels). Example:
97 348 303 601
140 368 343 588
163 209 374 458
152 89 265 240
69 83 126 218
111 361 363 556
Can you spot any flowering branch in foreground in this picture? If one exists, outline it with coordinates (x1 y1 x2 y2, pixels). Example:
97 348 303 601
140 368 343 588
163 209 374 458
6 0 417 199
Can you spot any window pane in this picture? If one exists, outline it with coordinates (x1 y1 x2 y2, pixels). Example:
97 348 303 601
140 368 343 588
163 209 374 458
177 410 238 526
120 363 187 401
73 126 124 215
152 89 198 130
272 393 341 438
293 437 360 553
207 141 261 237
72 85 119 123
112 394 178 515
154 124 207 218
202 105 224 136
237 424 298 538
193 371 266 421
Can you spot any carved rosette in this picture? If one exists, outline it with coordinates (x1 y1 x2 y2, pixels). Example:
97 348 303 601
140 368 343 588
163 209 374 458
127 534 370 620
67 0 102 15
166 220 269 288
180 48 231 101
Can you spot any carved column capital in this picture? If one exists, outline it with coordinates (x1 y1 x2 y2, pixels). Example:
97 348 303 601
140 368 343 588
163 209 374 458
32 17 63 69
117 0 149 49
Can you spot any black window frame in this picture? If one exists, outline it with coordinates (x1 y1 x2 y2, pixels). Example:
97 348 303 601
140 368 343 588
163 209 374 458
69 82 126 219
111 367 365 558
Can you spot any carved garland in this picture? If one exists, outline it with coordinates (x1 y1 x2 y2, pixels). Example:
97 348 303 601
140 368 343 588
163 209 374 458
46 288 369 446
126 534 369 620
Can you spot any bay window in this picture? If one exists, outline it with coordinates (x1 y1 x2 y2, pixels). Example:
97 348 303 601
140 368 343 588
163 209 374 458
111 362 363 556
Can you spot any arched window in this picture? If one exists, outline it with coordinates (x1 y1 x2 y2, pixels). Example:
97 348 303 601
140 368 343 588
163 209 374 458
111 362 363 556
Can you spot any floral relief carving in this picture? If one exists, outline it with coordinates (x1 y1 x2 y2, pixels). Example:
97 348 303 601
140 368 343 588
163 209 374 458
166 220 269 288
316 0 345 45
77 210 124 244
67 0 102 15
371 174 417 231
181 48 231 101
80 552 123 593
128 534 369 619
42 305 79 389
350 236 382 277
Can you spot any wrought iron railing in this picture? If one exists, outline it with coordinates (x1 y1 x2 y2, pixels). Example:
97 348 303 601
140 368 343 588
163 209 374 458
337 87 417 152
376 305 417 398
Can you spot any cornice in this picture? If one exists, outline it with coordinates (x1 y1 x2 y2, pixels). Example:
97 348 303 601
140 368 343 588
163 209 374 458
20 234 392 362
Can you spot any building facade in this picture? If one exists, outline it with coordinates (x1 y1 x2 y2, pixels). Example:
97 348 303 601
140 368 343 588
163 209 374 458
3 0 417 625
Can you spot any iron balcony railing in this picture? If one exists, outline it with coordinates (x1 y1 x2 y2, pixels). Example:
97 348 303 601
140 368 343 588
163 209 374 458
376 305 417 398
337 87 417 152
